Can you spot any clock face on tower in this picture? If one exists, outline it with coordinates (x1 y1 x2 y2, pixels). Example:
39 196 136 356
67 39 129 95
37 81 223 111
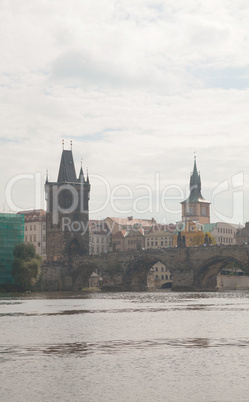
58 189 74 209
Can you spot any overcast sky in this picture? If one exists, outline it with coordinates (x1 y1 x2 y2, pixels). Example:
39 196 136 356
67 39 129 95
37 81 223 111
1 0 249 225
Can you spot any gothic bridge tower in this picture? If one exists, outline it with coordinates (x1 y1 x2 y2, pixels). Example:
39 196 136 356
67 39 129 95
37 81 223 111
45 143 90 261
181 156 210 231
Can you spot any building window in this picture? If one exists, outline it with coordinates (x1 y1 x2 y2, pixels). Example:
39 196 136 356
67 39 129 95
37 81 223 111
201 207 206 215
30 235 32 242
161 267 164 272
165 275 168 280
161 275 164 280
43 235 45 242
30 225 32 231
25 236 27 242
186 207 194 215
161 241 163 246
25 226 27 231
34 235 36 242
42 247 46 254
43 224 45 231
34 225 36 231
155 267 158 272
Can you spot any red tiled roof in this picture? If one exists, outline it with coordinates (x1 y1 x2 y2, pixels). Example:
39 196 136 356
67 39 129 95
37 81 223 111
17 209 46 222
112 230 127 239
146 224 177 234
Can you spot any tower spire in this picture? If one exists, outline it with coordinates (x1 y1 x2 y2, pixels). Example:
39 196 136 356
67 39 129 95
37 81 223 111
87 167 89 183
78 158 85 182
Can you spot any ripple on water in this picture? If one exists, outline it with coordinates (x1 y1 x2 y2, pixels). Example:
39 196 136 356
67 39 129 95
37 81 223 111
1 337 249 362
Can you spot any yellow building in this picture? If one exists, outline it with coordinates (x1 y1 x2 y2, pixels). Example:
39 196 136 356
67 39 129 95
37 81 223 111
172 231 200 247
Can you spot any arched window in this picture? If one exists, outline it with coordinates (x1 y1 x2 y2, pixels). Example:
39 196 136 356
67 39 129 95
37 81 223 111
161 275 164 280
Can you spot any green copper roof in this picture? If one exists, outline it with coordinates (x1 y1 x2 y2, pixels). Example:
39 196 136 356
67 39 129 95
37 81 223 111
203 223 217 233
181 157 210 204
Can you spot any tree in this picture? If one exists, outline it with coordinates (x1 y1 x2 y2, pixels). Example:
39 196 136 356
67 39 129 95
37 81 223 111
12 243 42 291
191 231 216 246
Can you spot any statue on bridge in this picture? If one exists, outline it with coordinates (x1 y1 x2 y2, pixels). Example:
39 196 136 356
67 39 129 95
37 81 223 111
204 233 212 246
177 231 186 248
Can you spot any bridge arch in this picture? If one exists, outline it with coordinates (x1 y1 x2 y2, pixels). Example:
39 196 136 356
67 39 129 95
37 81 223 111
197 256 247 289
124 255 170 290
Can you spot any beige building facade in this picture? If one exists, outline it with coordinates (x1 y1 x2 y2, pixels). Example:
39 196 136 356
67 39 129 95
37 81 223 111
112 228 145 251
145 225 175 249
18 209 47 260
147 261 172 290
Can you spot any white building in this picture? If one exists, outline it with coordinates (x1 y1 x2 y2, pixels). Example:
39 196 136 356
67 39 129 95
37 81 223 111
89 220 111 255
18 209 46 260
203 222 239 245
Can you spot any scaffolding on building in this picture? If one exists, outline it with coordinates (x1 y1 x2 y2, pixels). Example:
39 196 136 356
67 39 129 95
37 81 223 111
0 214 24 285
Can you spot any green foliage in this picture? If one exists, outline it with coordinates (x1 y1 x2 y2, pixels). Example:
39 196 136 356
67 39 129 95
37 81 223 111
12 243 41 291
192 231 216 246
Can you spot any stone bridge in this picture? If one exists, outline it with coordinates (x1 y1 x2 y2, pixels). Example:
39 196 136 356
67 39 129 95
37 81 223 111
41 245 249 291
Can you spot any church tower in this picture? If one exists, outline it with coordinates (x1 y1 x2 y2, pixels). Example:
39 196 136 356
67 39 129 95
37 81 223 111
45 143 90 261
181 156 210 230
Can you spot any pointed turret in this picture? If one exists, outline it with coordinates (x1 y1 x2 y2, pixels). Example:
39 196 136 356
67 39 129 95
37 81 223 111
57 150 77 184
78 160 85 183
182 156 206 203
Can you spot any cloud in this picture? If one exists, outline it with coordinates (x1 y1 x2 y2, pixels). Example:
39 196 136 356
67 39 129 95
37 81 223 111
1 0 249 224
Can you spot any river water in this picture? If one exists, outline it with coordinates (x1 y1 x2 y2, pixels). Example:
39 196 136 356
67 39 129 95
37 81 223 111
1 291 249 402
